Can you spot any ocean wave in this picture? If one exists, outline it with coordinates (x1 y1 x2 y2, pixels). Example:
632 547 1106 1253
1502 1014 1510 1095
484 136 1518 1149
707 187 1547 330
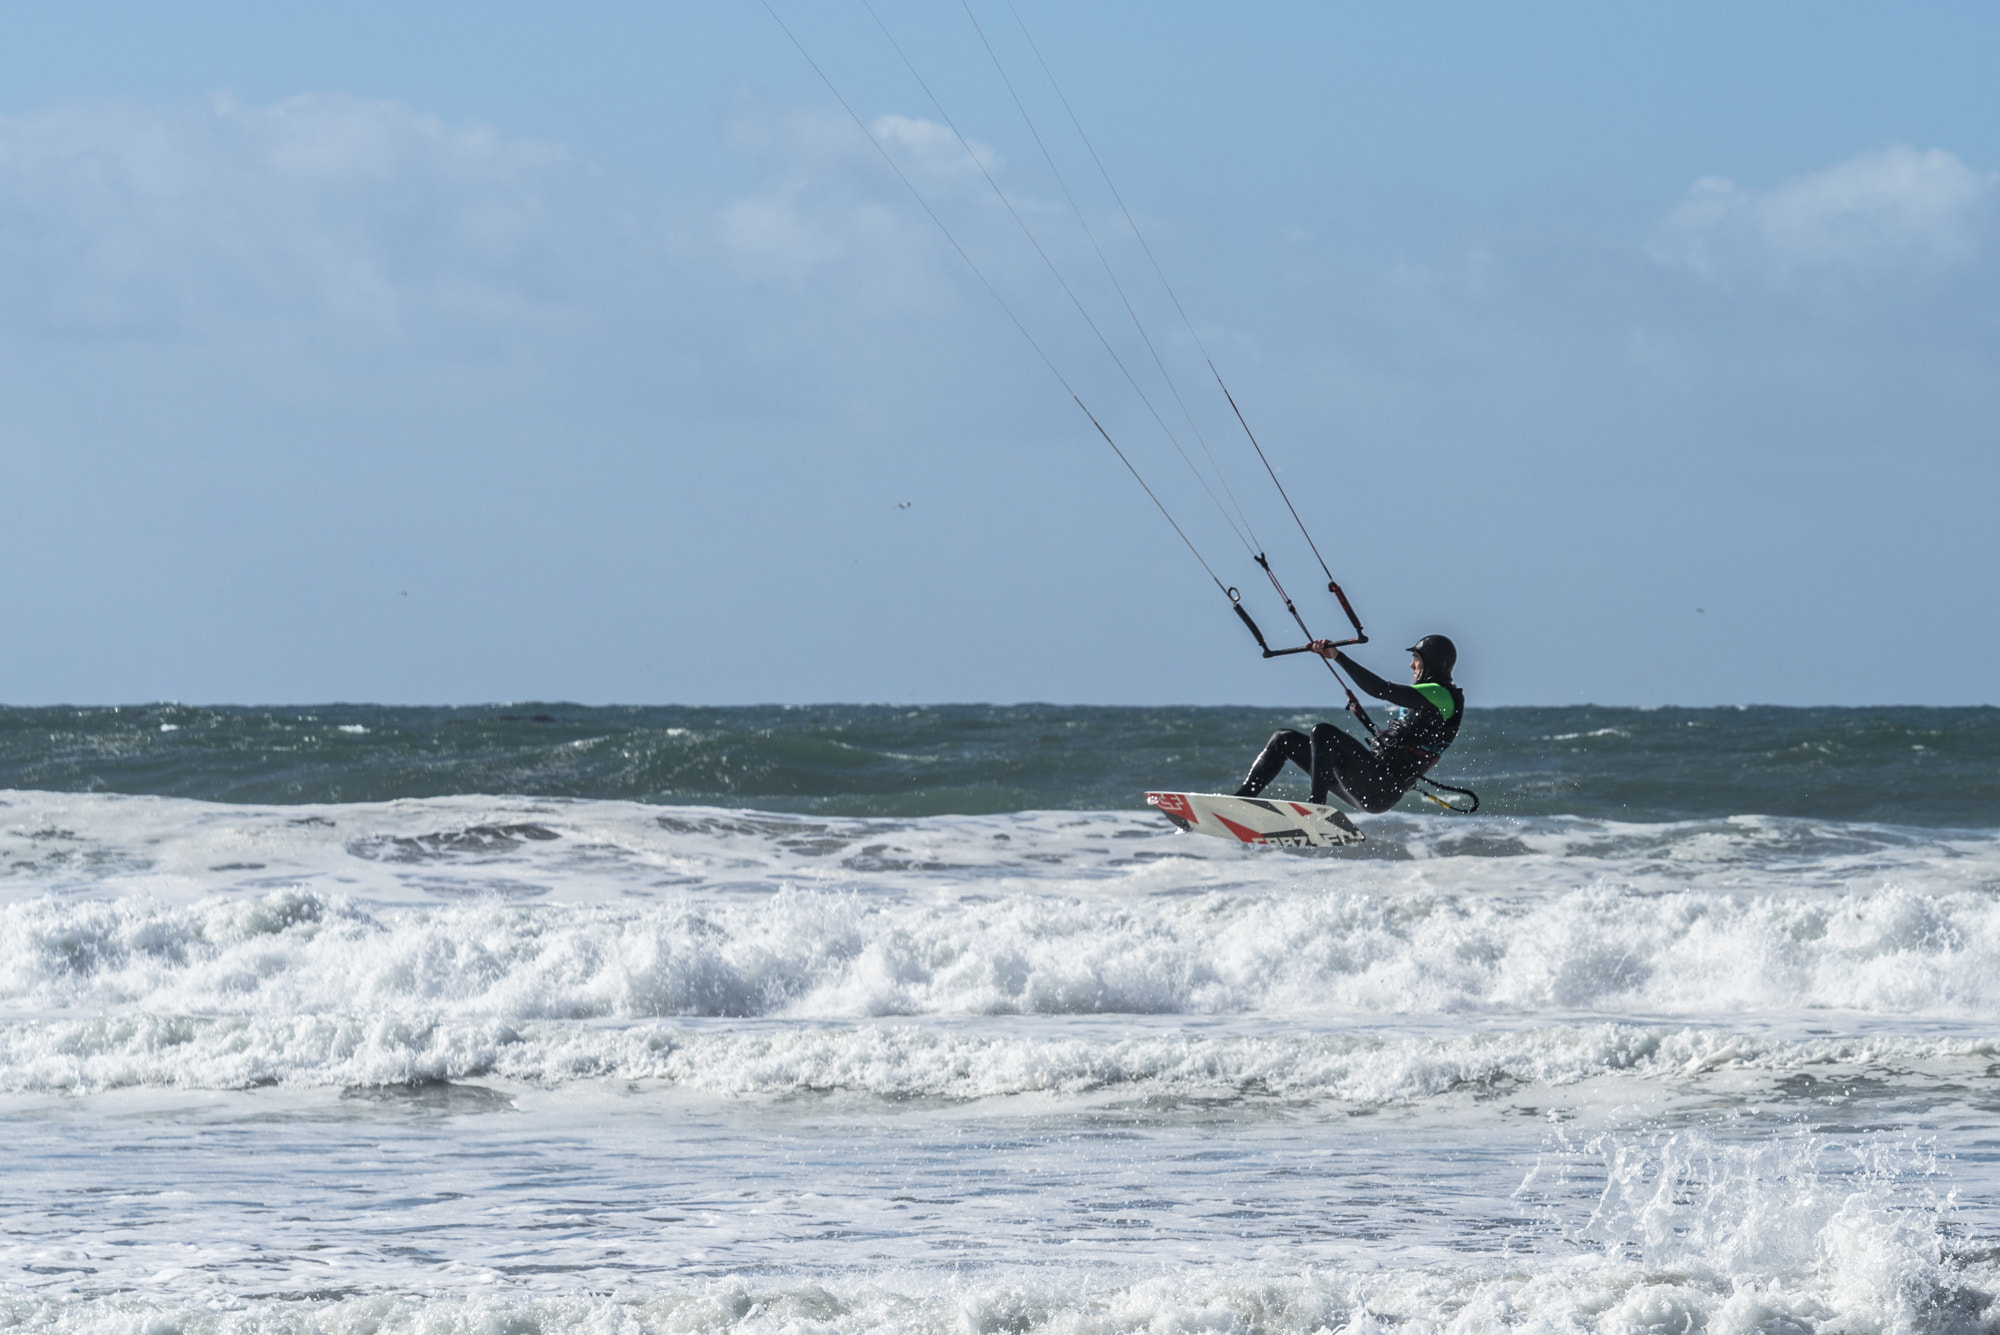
4 793 1996 910
1 1012 1994 1097
5 869 2000 1028
4 1179 1990 1335
1511 1126 1989 1335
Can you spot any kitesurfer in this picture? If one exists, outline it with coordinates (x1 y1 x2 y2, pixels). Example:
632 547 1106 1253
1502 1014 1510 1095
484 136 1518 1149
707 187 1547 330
1234 635 1464 813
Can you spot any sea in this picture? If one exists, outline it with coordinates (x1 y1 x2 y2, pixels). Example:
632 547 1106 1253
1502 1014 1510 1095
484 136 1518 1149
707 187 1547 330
3 702 1998 1335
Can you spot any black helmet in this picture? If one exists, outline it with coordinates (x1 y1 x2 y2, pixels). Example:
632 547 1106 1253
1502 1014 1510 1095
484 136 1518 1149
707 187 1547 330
1406 634 1457 679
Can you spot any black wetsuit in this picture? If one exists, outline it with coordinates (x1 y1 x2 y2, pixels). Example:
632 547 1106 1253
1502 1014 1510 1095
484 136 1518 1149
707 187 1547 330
1236 654 1465 813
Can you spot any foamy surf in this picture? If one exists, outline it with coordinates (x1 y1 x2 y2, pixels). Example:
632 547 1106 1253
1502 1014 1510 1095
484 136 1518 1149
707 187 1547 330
2 1121 1990 1332
6 871 2000 1028
4 705 1997 1330
1 1011 1996 1099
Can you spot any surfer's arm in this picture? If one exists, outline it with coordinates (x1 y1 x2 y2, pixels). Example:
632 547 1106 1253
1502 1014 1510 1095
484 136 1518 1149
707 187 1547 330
1328 650 1430 712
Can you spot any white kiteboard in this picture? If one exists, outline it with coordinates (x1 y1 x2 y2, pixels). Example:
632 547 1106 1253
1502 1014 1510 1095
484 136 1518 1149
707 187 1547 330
1144 791 1364 848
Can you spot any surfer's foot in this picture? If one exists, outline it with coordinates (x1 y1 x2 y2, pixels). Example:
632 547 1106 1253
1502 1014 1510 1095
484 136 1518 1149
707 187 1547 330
1234 782 1261 798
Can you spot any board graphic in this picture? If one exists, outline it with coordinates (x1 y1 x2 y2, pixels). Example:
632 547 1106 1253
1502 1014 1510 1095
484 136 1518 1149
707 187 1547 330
1144 791 1364 848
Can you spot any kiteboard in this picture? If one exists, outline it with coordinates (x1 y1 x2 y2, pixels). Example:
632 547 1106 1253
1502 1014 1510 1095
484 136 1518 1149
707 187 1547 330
1144 791 1364 848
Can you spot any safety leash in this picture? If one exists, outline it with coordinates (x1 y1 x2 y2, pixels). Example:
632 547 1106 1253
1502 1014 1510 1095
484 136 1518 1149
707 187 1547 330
1415 776 1481 814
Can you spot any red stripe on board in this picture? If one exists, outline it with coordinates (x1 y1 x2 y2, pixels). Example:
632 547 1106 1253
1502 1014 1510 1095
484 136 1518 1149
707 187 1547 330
1214 814 1268 844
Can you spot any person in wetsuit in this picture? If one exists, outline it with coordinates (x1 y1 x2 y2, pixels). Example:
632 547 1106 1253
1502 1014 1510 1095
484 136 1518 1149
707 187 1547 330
1234 634 1464 813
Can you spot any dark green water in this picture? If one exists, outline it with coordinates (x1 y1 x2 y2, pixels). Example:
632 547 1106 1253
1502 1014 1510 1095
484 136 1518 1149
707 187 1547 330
0 704 1993 825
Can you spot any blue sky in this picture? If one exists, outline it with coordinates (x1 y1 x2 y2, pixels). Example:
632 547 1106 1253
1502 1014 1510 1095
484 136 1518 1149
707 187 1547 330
0 2 1993 706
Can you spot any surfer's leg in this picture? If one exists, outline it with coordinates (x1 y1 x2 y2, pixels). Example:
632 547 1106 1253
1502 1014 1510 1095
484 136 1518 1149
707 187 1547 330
1311 725 1412 811
1235 729 1311 797
1308 723 1376 806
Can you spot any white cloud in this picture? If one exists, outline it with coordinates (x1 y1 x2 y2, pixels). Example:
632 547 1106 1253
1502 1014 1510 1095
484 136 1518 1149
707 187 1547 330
0 91 1050 434
714 103 1009 283
870 113 1001 195
1651 145 1995 282
0 95 653 342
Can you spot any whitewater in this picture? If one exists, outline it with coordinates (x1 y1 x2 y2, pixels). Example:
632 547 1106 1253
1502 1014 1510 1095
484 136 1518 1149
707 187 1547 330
3 704 1997 1334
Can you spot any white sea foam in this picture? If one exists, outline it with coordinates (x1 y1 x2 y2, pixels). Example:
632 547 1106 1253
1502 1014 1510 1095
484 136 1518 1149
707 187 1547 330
4 791 1999 1094
1 1009 1992 1098
3 1169 1990 1335
5 873 2000 1032
4 792 1996 912
7 789 2000 1322
1511 1126 1991 1335
7 1069 1992 1323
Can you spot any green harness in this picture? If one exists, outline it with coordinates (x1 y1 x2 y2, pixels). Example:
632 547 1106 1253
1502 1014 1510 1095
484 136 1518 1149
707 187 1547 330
1412 681 1457 721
